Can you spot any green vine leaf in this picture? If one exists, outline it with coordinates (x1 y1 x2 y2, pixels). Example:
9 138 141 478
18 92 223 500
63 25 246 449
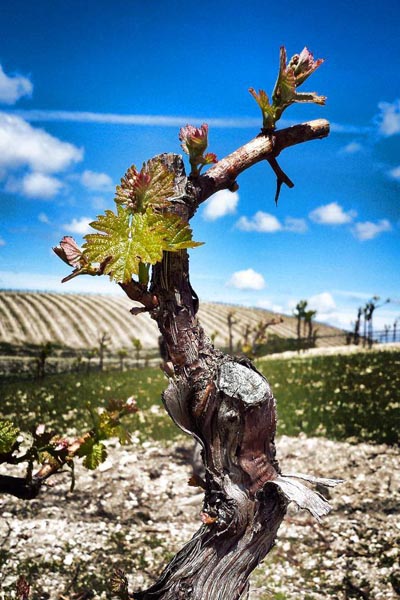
0 419 20 455
115 160 175 212
158 213 203 251
83 206 202 283
77 438 107 470
248 89 276 129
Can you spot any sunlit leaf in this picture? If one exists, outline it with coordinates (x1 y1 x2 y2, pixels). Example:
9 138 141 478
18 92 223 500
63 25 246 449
83 206 202 283
0 419 19 454
78 439 107 470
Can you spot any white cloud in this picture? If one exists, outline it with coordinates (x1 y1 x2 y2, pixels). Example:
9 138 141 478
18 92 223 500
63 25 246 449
352 219 392 241
236 211 282 233
256 298 284 313
0 236 5 247
377 99 400 136
202 189 239 221
284 217 308 233
38 212 50 224
388 166 400 180
236 212 307 233
0 113 83 173
340 141 363 154
21 172 63 199
226 268 266 290
0 65 33 105
307 292 336 314
81 170 113 191
309 202 356 225
63 217 93 235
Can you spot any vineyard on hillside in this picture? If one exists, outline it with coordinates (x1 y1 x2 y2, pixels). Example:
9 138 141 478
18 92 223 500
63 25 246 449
0 290 347 352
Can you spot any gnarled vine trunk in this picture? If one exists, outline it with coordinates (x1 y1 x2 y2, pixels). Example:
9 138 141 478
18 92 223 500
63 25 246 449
121 126 341 599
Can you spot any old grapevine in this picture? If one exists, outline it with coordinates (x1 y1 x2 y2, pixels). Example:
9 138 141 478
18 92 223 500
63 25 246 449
1 46 342 600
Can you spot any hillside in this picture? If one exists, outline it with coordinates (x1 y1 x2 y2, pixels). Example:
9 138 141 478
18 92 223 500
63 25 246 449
0 290 347 351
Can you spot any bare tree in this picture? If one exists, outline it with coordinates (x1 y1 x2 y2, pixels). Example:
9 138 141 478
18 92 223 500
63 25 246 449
226 311 237 354
98 331 111 371
294 299 308 351
36 341 53 379
132 337 142 368
353 306 362 345
364 296 390 348
304 309 317 343
251 317 284 354
117 348 128 371
393 318 399 343
85 347 98 373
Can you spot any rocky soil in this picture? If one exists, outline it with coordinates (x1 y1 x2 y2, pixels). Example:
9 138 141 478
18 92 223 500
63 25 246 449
0 434 399 600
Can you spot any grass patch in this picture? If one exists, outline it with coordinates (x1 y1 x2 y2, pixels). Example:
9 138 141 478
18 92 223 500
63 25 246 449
1 349 399 444
257 348 400 444
0 367 179 442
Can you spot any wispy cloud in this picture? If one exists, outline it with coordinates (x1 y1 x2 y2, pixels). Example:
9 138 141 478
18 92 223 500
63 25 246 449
330 122 372 135
226 268 266 290
80 169 113 191
309 202 356 225
0 236 5 247
352 219 392 241
0 65 33 105
11 108 375 135
202 189 239 221
340 141 363 154
13 109 261 129
388 166 400 180
91 196 109 210
38 212 50 224
332 289 376 301
284 217 308 233
376 99 400 136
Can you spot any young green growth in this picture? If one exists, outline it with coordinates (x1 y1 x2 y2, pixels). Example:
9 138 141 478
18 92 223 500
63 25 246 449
249 46 325 130
0 419 20 455
54 159 202 285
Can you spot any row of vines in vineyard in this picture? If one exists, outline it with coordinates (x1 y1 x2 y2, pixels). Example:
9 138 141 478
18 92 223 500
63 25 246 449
0 290 347 351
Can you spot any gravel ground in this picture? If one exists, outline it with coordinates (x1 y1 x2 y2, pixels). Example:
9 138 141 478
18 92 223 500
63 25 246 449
0 435 399 600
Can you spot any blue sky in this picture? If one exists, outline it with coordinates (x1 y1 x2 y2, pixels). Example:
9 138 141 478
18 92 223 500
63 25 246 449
0 0 399 331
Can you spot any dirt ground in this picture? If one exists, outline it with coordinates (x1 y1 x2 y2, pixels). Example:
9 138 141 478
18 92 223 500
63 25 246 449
0 434 399 600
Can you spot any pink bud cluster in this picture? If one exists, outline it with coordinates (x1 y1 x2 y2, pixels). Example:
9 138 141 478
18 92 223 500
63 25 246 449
179 123 217 176
288 47 324 86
